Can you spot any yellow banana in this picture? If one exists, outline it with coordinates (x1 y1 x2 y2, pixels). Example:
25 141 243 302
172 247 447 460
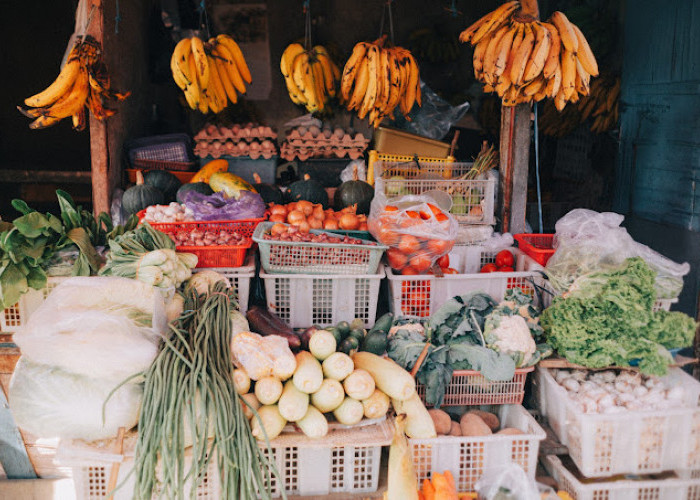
359 45 379 119
560 48 577 100
215 44 247 94
571 24 598 76
341 42 369 100
522 75 544 96
541 22 561 79
550 11 578 53
314 49 337 97
190 37 210 90
216 35 252 84
471 1 519 45
554 87 567 111
575 59 590 96
503 23 525 83
493 23 518 78
86 91 115 120
171 38 192 89
281 43 304 78
460 13 488 43
25 56 81 107
72 108 86 131
207 54 226 111
473 37 490 74
533 82 548 102
347 57 369 110
310 59 327 111
385 49 402 114
545 64 562 98
403 53 419 116
510 23 535 86
483 23 512 84
523 22 551 83
495 76 511 96
29 115 61 129
41 67 89 119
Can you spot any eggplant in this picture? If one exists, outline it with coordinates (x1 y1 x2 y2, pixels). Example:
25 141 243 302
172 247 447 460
246 306 301 350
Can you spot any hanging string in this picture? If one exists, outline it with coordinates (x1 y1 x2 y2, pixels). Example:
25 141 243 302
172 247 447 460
387 0 394 45
534 102 544 234
198 0 211 38
303 0 311 50
114 0 121 33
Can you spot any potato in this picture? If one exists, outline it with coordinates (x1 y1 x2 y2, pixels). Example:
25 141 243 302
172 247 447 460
460 413 492 437
467 410 500 432
428 409 452 435
496 427 524 435
449 421 462 436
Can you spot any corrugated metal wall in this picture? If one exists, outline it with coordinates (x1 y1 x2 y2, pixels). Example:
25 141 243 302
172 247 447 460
616 0 700 230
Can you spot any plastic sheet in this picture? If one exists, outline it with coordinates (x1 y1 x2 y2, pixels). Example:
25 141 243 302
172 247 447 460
475 463 540 500
546 209 689 298
181 190 266 221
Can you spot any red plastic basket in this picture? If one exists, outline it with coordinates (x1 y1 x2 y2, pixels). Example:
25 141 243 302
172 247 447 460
137 210 265 238
178 240 252 268
416 366 534 407
513 234 555 266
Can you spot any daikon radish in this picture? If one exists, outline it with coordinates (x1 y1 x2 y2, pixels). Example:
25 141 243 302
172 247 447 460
352 352 415 401
311 378 345 413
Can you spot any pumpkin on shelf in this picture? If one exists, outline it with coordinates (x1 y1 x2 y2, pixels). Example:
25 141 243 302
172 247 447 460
143 170 181 203
286 173 328 208
252 173 283 204
334 165 374 215
176 182 213 203
122 170 165 216
190 159 228 183
209 172 257 199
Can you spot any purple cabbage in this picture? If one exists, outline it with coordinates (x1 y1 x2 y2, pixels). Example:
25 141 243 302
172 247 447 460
181 190 266 221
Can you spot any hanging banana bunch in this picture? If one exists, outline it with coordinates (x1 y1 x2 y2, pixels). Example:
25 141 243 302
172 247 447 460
18 35 129 130
460 1 599 109
281 43 341 114
539 74 620 137
340 37 422 127
171 34 252 114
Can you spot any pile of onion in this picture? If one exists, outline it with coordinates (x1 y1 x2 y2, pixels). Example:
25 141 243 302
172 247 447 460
268 202 367 232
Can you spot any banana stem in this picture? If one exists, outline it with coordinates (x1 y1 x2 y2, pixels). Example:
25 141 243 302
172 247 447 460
520 0 540 19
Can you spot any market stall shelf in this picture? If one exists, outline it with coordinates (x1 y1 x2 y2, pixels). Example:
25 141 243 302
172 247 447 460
536 366 700 477
409 405 545 492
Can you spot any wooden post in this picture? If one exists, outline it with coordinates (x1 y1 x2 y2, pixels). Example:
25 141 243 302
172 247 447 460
499 0 539 234
86 0 111 216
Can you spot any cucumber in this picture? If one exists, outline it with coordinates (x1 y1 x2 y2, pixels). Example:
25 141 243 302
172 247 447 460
336 321 351 338
326 326 343 345
361 331 388 355
368 313 394 335
338 336 359 355
348 328 365 342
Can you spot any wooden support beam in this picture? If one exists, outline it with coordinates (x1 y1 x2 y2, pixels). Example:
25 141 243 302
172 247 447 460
0 170 92 184
87 0 111 216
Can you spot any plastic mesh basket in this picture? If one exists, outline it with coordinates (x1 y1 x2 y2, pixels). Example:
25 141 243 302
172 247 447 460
416 367 534 407
373 159 495 225
546 455 700 500
386 247 547 319
136 211 265 238
513 233 555 266
254 222 387 275
259 266 384 328
536 367 700 477
409 405 545 493
192 257 255 313
126 133 193 164
0 277 68 333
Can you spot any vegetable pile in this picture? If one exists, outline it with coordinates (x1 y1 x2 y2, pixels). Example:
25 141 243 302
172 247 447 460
142 203 195 223
99 223 197 288
541 258 696 375
170 228 247 247
265 223 368 245
268 201 368 231
427 407 522 437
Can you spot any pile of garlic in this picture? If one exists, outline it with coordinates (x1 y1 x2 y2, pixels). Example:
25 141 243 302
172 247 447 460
143 203 195 223
553 369 687 414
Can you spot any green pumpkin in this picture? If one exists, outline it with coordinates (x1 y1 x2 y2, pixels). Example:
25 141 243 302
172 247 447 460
123 171 165 215
286 174 328 208
143 170 181 202
252 173 283 204
176 182 213 203
334 167 374 215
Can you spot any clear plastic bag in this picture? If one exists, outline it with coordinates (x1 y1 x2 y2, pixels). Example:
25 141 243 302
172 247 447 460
368 192 458 274
9 357 142 441
393 80 470 140
181 190 266 221
230 331 296 381
546 209 689 298
14 277 166 381
474 463 540 500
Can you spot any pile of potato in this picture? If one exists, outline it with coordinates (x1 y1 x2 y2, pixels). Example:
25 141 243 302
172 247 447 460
427 408 523 437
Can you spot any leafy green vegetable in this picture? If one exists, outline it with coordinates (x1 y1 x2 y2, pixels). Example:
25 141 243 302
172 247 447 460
541 258 697 375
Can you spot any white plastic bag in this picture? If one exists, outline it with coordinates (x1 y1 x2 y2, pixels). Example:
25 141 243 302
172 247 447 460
9 358 142 441
546 209 689 298
14 277 166 380
475 463 539 500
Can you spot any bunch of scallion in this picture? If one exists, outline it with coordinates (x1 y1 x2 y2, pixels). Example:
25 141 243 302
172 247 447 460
131 281 284 499
99 223 197 289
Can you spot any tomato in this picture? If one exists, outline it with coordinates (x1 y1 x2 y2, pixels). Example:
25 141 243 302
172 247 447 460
385 205 398 212
426 203 443 216
442 267 459 274
398 235 421 255
401 266 419 275
498 266 514 272
419 209 432 220
427 239 452 256
480 263 498 273
386 248 408 270
406 210 420 219
495 250 514 268
377 225 399 245
409 254 432 274
435 212 449 223
436 254 450 269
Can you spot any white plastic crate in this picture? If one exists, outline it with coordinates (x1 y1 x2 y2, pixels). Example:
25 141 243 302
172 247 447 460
192 256 255 313
259 266 385 328
373 160 496 225
0 276 68 333
536 367 700 477
546 455 700 500
387 246 547 319
259 417 393 497
409 405 545 492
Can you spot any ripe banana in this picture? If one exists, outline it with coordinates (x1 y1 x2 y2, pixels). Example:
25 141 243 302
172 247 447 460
25 56 81 108
171 38 192 90
571 24 598 76
217 35 252 84
550 11 578 53
281 43 339 113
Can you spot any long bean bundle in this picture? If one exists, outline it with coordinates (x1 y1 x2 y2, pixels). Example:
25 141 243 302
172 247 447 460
132 281 285 499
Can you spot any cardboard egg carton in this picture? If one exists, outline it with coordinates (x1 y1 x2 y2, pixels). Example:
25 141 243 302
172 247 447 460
280 125 369 161
194 122 278 143
194 138 277 159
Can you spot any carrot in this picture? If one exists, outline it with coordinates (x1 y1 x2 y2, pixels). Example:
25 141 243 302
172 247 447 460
422 478 436 500
432 472 457 500
443 470 458 496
